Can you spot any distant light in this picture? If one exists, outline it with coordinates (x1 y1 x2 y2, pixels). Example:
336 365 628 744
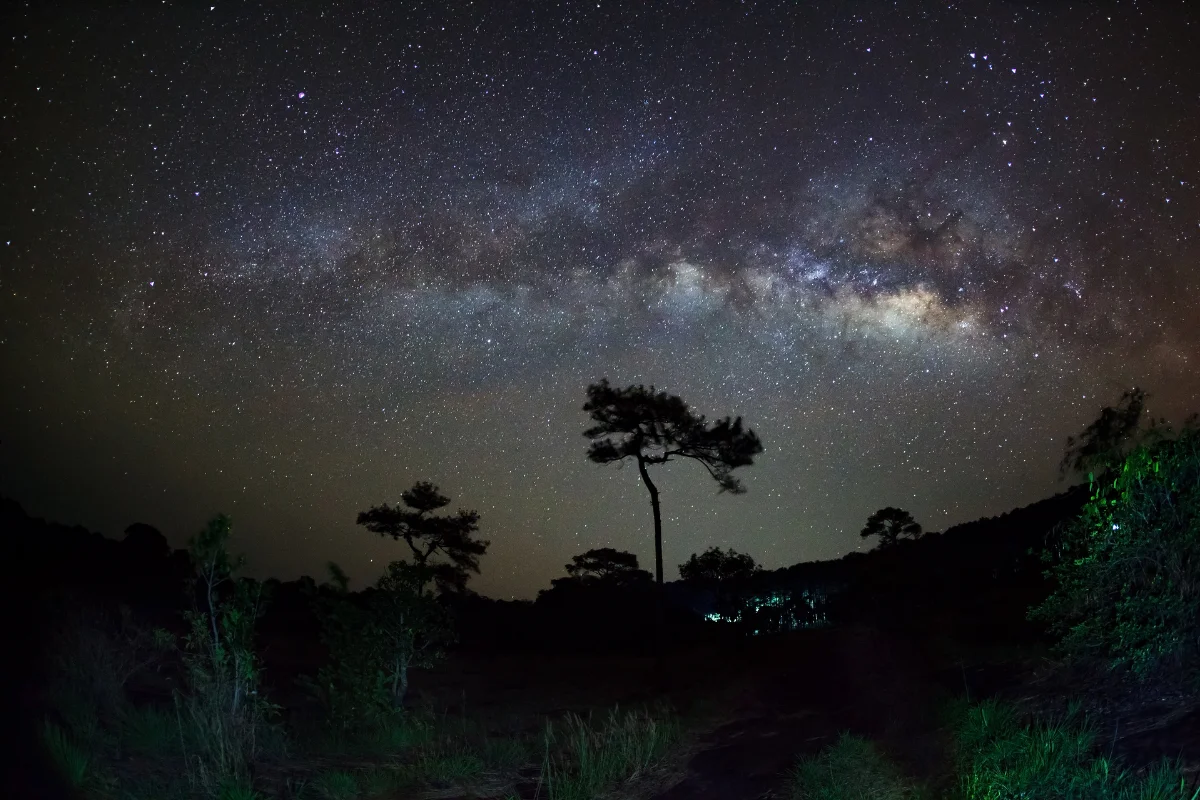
298 91 306 99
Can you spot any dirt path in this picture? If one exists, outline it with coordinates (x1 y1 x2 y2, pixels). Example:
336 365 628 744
648 628 1010 800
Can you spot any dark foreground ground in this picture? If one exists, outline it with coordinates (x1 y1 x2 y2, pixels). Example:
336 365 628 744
363 626 1200 800
13 616 1199 800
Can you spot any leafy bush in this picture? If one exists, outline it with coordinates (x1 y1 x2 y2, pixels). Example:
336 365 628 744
306 561 454 741
1033 428 1200 680
303 592 396 738
175 515 279 797
953 699 1197 800
787 732 919 800
540 706 679 800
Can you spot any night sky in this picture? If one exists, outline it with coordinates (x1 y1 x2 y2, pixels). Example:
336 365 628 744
2 1 1198 599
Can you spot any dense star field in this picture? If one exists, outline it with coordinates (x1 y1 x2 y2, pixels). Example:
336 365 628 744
1 2 1197 598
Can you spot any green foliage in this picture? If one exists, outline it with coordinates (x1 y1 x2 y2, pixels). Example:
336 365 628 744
953 699 1198 800
481 733 533 770
399 749 486 785
304 588 396 738
539 706 679 800
42 720 91 789
1032 428 1200 680
787 703 1197 800
359 767 407 798
48 689 106 751
39 604 197 800
367 712 435 752
176 514 279 797
787 733 919 800
311 769 359 800
308 560 454 740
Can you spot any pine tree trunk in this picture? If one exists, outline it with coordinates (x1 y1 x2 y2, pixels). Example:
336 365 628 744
637 457 666 658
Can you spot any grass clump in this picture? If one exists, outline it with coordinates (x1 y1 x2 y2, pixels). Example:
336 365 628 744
216 781 265 800
394 747 486 788
954 699 1198 800
359 767 407 798
311 769 359 799
42 720 91 789
482 733 533 770
788 732 920 800
540 705 679 800
358 711 433 755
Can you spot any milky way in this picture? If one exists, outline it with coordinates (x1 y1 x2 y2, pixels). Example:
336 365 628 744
2 2 1198 597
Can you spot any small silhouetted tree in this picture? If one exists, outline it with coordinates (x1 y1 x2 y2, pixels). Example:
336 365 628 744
559 547 652 587
583 379 763 632
679 546 761 586
860 507 922 549
357 482 488 593
1059 388 1148 478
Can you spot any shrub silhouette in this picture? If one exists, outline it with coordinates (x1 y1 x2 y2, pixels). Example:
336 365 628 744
560 547 652 587
860 508 923 550
678 546 761 587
